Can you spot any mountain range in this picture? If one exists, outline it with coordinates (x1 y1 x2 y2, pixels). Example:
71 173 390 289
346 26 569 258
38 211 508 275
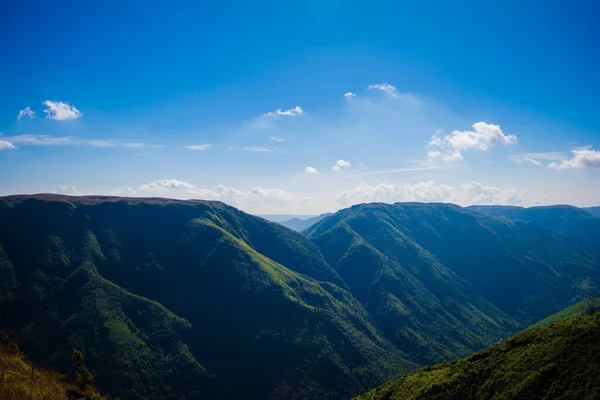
276 213 332 232
0 195 599 399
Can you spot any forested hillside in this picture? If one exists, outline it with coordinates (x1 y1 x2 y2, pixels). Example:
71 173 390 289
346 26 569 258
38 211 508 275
0 196 599 399
356 312 600 400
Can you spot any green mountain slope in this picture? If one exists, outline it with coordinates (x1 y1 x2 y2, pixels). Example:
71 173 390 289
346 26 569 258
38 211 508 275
0 195 410 400
533 295 600 327
307 202 600 362
355 313 600 400
2 196 600 399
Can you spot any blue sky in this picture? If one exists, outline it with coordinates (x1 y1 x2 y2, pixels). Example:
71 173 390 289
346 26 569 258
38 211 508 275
1 0 599 214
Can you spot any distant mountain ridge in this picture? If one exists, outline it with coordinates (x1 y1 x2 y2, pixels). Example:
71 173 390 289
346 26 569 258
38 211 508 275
1 195 599 399
277 213 332 232
468 204 600 247
584 206 600 218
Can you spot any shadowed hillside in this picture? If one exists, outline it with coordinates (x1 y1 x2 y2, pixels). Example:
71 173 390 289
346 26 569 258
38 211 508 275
307 202 600 363
468 204 600 243
1 196 599 399
0 195 409 400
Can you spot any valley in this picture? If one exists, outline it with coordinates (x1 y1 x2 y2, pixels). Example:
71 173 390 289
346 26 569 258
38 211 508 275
0 195 599 399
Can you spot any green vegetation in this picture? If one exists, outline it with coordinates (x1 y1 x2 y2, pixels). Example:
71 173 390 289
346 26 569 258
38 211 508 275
0 333 106 400
355 313 600 400
469 204 600 243
533 296 600 327
307 202 600 363
72 349 94 391
0 195 408 399
0 195 599 399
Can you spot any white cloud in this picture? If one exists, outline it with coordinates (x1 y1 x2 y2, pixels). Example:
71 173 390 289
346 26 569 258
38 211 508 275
57 186 81 195
332 159 351 172
269 136 285 142
0 139 16 150
509 152 565 167
4 135 159 148
367 83 398 98
80 140 116 147
123 142 157 148
461 182 503 205
442 122 517 151
427 149 463 162
356 164 459 177
77 140 159 148
241 146 274 152
461 182 525 205
344 92 356 99
548 149 600 170
426 122 517 161
262 106 303 118
7 135 72 145
249 187 293 205
108 186 137 196
190 185 293 207
17 107 35 120
139 179 194 191
42 100 82 120
305 166 319 174
185 144 211 151
337 181 455 205
338 180 530 207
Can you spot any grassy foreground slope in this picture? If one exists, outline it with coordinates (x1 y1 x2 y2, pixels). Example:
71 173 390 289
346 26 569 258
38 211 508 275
356 313 600 400
533 296 600 327
0 335 106 400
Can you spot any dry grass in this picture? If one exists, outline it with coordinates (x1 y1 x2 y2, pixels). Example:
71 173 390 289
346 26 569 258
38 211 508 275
0 337 106 400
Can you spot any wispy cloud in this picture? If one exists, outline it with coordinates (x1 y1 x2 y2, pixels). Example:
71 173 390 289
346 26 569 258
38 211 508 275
140 179 194 191
332 159 351 172
269 136 285 142
354 164 459 177
56 186 81 195
240 146 275 152
0 139 16 150
8 135 72 145
189 185 294 206
367 83 398 98
305 166 318 174
42 100 82 120
338 180 531 207
108 186 137 196
262 106 303 118
344 92 356 99
5 134 160 148
508 152 565 166
185 144 211 151
17 106 35 120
